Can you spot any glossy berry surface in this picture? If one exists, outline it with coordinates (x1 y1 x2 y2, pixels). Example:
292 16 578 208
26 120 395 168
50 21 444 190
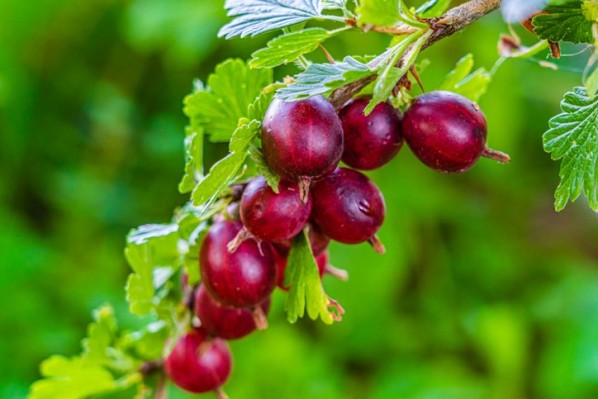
339 97 403 170
274 224 330 257
311 168 385 244
195 284 270 340
164 329 231 394
241 176 312 242
402 91 487 173
200 220 277 308
262 96 344 179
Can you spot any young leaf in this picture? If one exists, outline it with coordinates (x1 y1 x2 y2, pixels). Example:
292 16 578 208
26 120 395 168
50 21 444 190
191 121 261 208
183 59 272 142
284 230 341 324
125 224 180 316
219 0 324 39
533 1 594 44
276 56 375 100
249 145 281 192
178 126 204 194
543 87 598 211
417 0 451 17
438 54 491 102
247 82 285 121
249 28 332 69
357 0 400 26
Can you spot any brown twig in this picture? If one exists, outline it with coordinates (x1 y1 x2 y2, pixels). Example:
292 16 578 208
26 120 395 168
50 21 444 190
329 0 501 109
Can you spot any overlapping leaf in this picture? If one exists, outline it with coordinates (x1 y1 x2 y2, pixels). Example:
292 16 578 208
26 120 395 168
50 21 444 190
543 87 598 211
533 1 594 44
438 54 491 102
219 0 323 39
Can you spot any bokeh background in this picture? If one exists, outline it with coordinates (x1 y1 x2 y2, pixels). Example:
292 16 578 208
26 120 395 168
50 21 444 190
1 0 598 398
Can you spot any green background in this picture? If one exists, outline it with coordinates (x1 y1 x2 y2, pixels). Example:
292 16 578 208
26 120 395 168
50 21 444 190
1 0 597 398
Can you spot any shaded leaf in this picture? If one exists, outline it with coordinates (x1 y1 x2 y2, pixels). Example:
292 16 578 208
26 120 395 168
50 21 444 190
533 1 594 44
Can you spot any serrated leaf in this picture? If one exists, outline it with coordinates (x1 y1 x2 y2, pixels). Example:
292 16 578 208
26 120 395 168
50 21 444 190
29 356 116 399
125 224 180 316
322 0 346 9
191 121 260 208
438 54 491 102
82 306 117 363
249 28 331 69
417 0 451 17
249 145 281 192
219 0 324 39
247 83 285 121
543 87 598 211
276 56 375 100
285 230 341 324
120 321 168 361
183 59 272 142
178 126 204 194
533 1 594 44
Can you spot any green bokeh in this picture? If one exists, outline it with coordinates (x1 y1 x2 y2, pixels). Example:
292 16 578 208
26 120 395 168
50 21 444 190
1 1 597 398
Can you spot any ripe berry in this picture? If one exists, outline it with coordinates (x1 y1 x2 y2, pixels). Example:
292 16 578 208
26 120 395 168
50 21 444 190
274 224 330 257
311 168 386 252
262 96 344 181
402 91 509 173
339 97 403 170
164 329 231 395
195 284 270 340
200 220 277 308
240 176 312 242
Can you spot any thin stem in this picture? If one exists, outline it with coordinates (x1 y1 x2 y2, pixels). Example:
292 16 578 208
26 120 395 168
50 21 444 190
155 374 167 399
319 44 335 64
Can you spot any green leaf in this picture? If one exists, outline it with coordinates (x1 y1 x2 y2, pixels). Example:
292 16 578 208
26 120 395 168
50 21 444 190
358 0 400 26
29 356 117 399
183 59 272 142
543 87 598 211
417 0 451 17
178 126 204 194
120 321 168 361
285 230 341 324
249 28 332 69
582 0 598 21
276 56 375 100
249 145 281 192
191 121 261 208
219 0 325 39
247 82 285 121
438 54 491 102
533 1 594 44
125 224 180 316
585 64 598 98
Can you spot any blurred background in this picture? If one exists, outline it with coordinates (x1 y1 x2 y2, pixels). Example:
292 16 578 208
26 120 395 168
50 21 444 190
1 0 597 398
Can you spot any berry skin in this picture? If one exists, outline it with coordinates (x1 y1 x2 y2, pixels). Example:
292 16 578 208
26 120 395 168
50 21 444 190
262 96 344 179
402 91 494 173
200 220 277 308
311 168 385 249
240 176 312 242
339 97 403 170
164 329 232 395
194 284 270 340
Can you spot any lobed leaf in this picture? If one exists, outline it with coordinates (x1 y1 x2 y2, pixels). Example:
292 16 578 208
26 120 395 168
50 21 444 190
183 59 272 142
276 56 375 100
284 230 341 324
249 28 331 69
438 54 491 103
219 0 323 39
533 1 594 44
543 87 598 211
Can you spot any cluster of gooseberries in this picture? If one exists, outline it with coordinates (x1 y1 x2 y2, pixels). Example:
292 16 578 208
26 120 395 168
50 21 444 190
164 90 508 397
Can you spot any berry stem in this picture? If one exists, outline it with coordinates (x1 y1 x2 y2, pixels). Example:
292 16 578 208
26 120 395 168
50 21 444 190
215 388 229 399
154 374 167 399
298 176 312 204
226 227 253 253
481 147 511 164
252 305 269 330
324 264 349 281
368 235 386 254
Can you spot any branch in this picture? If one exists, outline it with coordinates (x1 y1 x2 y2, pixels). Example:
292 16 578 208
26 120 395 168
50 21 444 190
329 0 501 109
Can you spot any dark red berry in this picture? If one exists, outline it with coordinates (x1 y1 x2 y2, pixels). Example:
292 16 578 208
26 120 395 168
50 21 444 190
195 285 270 340
274 224 330 257
262 96 344 179
311 168 385 250
240 176 312 242
339 97 403 170
164 329 231 395
276 251 327 290
402 91 509 173
200 220 277 308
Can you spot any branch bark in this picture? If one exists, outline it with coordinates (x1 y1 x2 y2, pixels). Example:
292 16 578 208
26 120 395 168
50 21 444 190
329 0 501 109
